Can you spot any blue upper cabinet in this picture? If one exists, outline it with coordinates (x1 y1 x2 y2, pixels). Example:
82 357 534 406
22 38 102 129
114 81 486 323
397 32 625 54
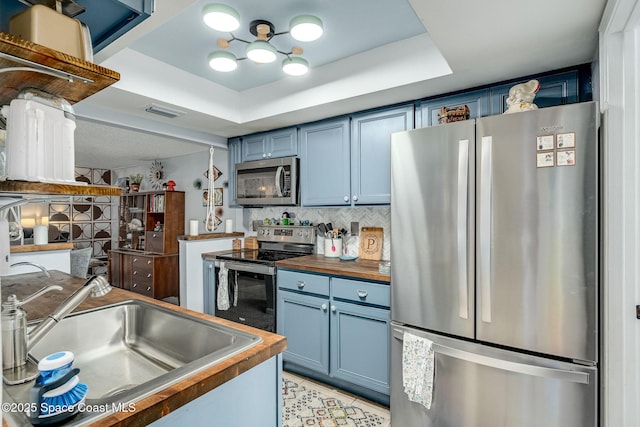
351 105 414 205
242 127 298 162
489 70 580 115
417 89 490 128
300 118 351 206
227 137 242 207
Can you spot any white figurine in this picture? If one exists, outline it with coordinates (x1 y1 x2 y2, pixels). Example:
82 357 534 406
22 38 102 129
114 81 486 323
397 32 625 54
504 79 540 114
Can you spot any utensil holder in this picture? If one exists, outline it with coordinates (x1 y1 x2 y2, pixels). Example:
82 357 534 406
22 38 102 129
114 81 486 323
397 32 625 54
324 238 342 258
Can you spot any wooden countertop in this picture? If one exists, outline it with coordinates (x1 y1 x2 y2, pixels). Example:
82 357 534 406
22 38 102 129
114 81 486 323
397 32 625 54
0 271 286 426
276 255 391 283
10 242 74 253
178 232 244 241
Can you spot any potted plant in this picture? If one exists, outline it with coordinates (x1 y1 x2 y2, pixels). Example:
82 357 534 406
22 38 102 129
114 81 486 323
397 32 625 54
130 174 144 192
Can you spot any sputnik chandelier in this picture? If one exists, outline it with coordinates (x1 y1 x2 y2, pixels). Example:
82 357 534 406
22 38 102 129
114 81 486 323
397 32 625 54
202 3 323 76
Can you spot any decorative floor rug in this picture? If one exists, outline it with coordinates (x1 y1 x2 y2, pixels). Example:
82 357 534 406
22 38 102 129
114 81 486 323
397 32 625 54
282 376 389 427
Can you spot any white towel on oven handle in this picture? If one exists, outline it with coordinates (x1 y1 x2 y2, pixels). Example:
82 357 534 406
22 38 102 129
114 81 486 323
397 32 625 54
217 261 230 310
402 331 435 409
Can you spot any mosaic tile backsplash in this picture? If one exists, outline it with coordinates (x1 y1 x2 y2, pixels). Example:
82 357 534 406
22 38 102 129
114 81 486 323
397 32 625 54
245 206 391 260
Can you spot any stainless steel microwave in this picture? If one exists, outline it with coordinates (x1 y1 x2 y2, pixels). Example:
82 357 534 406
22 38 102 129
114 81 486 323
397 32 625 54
235 156 299 206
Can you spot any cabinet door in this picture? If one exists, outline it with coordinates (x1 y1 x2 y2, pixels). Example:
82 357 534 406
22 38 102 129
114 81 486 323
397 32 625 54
109 251 122 288
417 89 490 128
300 118 351 206
242 134 268 161
489 71 579 115
351 105 414 205
268 127 298 158
227 138 242 206
277 290 330 374
330 300 390 394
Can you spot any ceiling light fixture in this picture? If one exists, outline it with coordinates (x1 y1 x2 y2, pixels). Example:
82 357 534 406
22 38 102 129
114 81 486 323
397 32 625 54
203 3 323 76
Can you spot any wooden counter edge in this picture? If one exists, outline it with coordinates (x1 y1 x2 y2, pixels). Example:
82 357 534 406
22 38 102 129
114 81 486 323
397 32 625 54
276 255 391 283
10 242 74 253
178 232 244 241
1 276 286 427
90 294 285 427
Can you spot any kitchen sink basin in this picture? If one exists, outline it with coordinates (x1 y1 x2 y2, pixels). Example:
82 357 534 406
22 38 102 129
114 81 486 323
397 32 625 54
3 299 262 425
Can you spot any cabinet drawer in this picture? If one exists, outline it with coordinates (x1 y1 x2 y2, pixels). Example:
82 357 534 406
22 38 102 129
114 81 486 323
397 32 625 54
131 255 153 268
131 266 153 286
331 278 390 308
145 231 163 253
278 270 330 296
130 281 154 298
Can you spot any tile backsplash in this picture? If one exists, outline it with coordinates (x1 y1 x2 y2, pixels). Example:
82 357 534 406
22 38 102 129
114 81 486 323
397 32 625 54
244 206 391 260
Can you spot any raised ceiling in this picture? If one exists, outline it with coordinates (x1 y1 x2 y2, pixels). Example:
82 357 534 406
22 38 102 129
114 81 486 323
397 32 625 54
67 0 607 168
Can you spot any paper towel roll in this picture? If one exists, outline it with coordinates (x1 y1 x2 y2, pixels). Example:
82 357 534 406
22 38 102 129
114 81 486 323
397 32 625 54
189 220 199 236
34 225 48 245
225 219 233 233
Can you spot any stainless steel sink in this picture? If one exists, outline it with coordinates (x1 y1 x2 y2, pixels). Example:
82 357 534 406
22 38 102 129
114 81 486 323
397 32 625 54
3 299 262 425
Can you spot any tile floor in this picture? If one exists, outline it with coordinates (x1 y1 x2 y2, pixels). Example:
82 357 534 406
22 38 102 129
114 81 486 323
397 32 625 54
283 370 391 427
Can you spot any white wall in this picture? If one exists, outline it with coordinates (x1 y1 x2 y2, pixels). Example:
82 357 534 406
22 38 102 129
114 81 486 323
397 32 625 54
112 148 245 236
599 0 640 425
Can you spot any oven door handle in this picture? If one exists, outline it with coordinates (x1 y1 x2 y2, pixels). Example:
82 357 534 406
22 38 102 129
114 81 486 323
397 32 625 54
216 260 275 276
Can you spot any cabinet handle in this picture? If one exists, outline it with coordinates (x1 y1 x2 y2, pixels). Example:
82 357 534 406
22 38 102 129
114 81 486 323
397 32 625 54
267 152 272 157
146 287 151 292
262 153 267 158
321 304 327 311
133 258 138 263
152 234 157 238
147 260 152 265
343 196 349 203
132 283 137 288
133 271 137 275
356 290 368 299
331 305 336 313
146 273 151 278
296 281 305 289
352 195 358 202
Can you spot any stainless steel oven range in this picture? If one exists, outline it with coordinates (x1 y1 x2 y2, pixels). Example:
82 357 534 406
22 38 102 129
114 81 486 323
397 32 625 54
205 225 316 332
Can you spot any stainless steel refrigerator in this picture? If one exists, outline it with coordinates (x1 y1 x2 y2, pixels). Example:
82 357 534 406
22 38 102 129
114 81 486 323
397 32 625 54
390 102 599 427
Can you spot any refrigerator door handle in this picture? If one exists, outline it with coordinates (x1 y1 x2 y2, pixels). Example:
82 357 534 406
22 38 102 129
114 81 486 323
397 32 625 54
479 136 493 323
392 328 590 384
457 139 469 319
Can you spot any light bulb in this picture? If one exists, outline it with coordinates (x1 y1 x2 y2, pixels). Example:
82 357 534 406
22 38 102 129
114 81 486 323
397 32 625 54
282 57 309 76
202 4 240 32
246 41 277 63
290 15 323 42
209 51 238 72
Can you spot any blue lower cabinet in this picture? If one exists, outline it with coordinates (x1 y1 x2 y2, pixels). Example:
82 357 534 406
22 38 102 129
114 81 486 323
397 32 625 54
277 289 330 374
330 300 390 395
277 269 390 400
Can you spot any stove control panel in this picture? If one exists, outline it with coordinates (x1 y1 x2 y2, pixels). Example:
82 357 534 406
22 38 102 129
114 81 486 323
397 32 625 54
256 225 316 245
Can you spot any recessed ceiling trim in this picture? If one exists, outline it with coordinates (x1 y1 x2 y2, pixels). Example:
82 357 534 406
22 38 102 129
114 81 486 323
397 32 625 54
144 103 185 118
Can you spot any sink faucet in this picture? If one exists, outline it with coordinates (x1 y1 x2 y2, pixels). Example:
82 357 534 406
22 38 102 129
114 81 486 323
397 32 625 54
1 275 112 376
9 262 51 278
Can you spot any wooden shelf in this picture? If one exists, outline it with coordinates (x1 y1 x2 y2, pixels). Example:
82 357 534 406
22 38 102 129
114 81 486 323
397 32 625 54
0 31 120 105
0 180 122 197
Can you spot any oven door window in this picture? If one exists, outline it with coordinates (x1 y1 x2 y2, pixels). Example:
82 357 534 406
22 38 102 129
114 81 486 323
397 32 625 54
214 268 276 332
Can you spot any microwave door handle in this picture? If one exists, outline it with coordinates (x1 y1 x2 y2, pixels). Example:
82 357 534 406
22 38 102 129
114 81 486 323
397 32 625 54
275 166 284 197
